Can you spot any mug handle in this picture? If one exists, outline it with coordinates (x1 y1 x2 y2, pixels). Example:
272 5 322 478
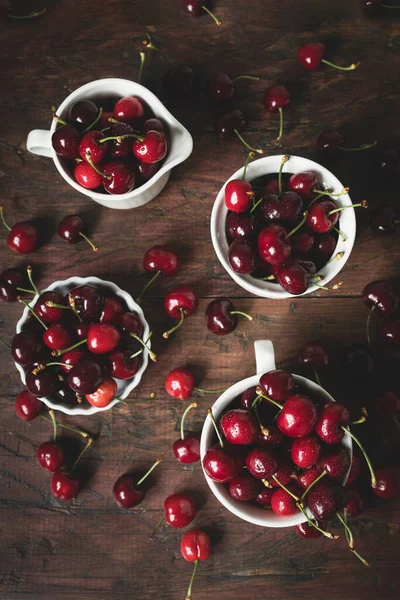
254 340 276 376
26 129 53 158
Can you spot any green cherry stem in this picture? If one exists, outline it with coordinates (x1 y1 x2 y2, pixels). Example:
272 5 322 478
129 332 156 362
343 510 371 567
0 205 11 231
307 189 333 210
255 388 283 410
99 133 143 144
186 559 199 600
48 409 57 442
276 107 284 141
351 407 368 425
232 75 260 82
242 152 255 181
312 187 349 198
230 310 253 321
0 336 11 349
339 140 377 152
342 426 377 488
27 266 39 295
298 504 337 539
300 470 327 503
40 415 90 438
71 437 94 472
234 129 263 154
326 252 345 264
321 59 360 71
336 511 354 548
208 408 224 448
249 196 263 214
9 8 47 19
51 108 68 126
163 308 185 339
278 155 290 194
136 270 161 303
138 51 146 84
18 297 48 329
331 226 347 242
313 368 322 388
202 4 222 25
136 456 163 486
366 305 376 347
67 295 83 323
286 212 308 238
272 474 300 501
85 153 110 179
149 515 165 540
328 200 368 215
16 287 36 295
251 395 263 409
180 403 198 441
52 338 87 357
195 387 227 394
82 107 104 134
45 301 72 310
79 232 99 252
142 33 158 51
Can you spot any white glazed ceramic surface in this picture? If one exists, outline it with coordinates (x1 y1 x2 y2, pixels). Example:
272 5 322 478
15 276 150 416
200 340 352 528
26 78 193 210
210 155 356 298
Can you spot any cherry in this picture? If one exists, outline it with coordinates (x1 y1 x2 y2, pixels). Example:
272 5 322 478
373 390 400 418
51 471 81 501
0 280 18 302
291 436 321 469
318 448 350 480
307 481 348 520
68 99 98 129
85 376 117 408
143 118 166 136
68 357 103 394
106 121 136 158
58 215 98 251
276 394 318 438
240 387 258 410
43 323 72 352
205 298 252 335
296 520 327 538
291 230 315 255
363 0 400 16
271 484 302 516
164 493 196 528
297 466 321 490
220 409 259 445
246 447 278 479
119 311 144 339
182 0 222 25
113 96 144 124
173 402 200 464
165 367 195 400
87 323 121 354
163 65 195 95
346 454 361 485
138 161 159 182
263 85 290 140
279 192 304 224
15 389 42 420
228 238 257 274
277 260 311 295
362 280 398 317
26 367 56 397
377 148 400 175
298 341 328 370
289 172 319 201
345 489 364 518
34 291 65 324
55 381 80 406
317 129 345 154
259 193 281 223
181 529 211 600
209 72 235 102
68 285 103 321
113 457 162 508
372 467 400 499
102 160 135 194
0 206 40 254
133 130 167 164
215 108 247 139
315 233 336 259
0 267 28 297
259 369 295 402
37 442 64 472
99 296 124 325
79 130 108 164
60 348 86 373
315 403 350 444
225 179 254 213
228 472 263 501
74 161 102 189
163 286 198 338
108 350 140 380
202 446 242 482
370 206 398 235
258 224 292 266
12 331 44 366
51 124 80 159
298 43 359 72
226 212 258 240
257 425 284 447
307 200 339 234
255 487 274 506
137 245 179 302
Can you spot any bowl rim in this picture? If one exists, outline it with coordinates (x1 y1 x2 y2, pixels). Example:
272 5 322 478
51 78 193 202
210 154 356 299
15 275 150 416
200 372 353 528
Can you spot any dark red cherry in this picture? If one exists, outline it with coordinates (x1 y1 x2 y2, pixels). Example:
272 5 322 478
306 200 338 234
68 100 98 130
163 65 195 95
163 286 198 334
43 323 72 351
165 367 195 400
318 448 350 480
0 267 26 288
107 121 135 158
51 471 81 501
173 436 200 464
202 446 242 482
79 130 108 165
67 357 103 394
291 230 314 255
289 172 319 201
144 245 179 276
215 109 247 139
0 207 40 254
51 125 80 159
68 285 103 321
362 280 398 317
37 442 64 472
58 214 98 251
315 403 350 444
228 472 263 501
277 260 310 295
225 179 254 213
296 520 327 538
143 118 166 136
164 493 196 528
257 425 285 447
87 323 120 354
108 350 140 380
255 487 274 506
263 85 290 140
279 191 303 224
138 161 159 182
26 368 56 397
15 389 42 421
240 387 258 410
291 436 321 469
113 96 144 124
205 298 241 336
298 341 329 369
307 481 348 521
316 129 344 155
346 454 361 484
315 233 336 259
113 474 144 508
298 43 358 73
276 394 318 438
226 212 257 240
271 484 302 516
220 409 259 445
74 161 102 189
102 160 135 194
345 489 364 518
0 280 17 302
119 311 144 339
99 295 124 325
372 467 400 499
258 224 291 266
228 238 257 274
209 72 235 103
245 447 278 479
260 193 281 222
182 0 221 23
297 466 321 490
12 331 44 366
370 206 397 235
133 131 167 165
34 291 65 324
60 348 86 373
259 369 295 402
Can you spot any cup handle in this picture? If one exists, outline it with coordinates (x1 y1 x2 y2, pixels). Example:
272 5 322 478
254 340 276 376
26 129 53 158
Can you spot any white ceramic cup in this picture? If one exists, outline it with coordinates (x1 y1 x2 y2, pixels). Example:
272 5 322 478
200 339 352 528
210 155 356 298
15 276 150 416
26 78 193 210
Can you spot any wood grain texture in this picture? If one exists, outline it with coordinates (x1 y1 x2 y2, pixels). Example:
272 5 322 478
0 1 399 599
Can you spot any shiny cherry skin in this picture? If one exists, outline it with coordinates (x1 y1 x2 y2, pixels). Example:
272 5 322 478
271 484 302 516
61 348 86 373
182 0 215 18
43 323 72 351
373 390 400 418
113 473 145 508
74 161 102 189
68 285 103 321
164 493 196 528
289 172 319 201
114 96 144 124
209 72 235 102
119 312 143 338
377 147 400 175
372 467 400 499
307 481 348 521
297 466 321 490
298 42 326 70
51 471 81 501
68 100 98 129
133 131 167 165
79 130 108 164
296 520 327 538
363 0 384 17
34 291 65 324
226 212 257 240
315 403 350 444
258 224 291 266
0 267 26 298
12 331 44 366
143 245 179 276
362 280 398 317
263 85 290 112
108 351 140 380
291 436 321 469
181 529 211 562
6 221 40 254
307 200 339 234
260 193 281 223
246 447 278 479
15 390 42 420
58 215 91 244
26 368 56 397
164 286 198 319
228 472 263 501
298 341 329 369
318 448 350 480
202 446 242 482
277 261 310 295
67 357 103 394
86 376 117 408
259 369 295 402
240 387 258 410
346 454 361 484
0 280 17 302
316 129 344 154
165 367 195 400
291 230 315 255
102 160 135 194
87 323 121 354
163 65 195 95
143 118 166 136
205 298 239 335
99 296 125 325
370 206 397 235
315 233 336 260
107 121 135 157
215 108 247 139
37 442 64 472
277 394 318 438
173 436 201 464
345 489 364 518
279 191 303 224
75 322 90 341
255 487 274 506
51 124 80 159
138 161 159 182
257 425 284 447
220 409 259 445
228 238 257 274
225 179 253 212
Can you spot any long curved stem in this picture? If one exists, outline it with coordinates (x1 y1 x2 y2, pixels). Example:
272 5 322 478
230 310 252 321
321 59 360 71
85 153 109 178
72 437 93 472
202 5 222 25
129 332 156 362
255 388 283 410
298 504 337 539
331 226 347 242
138 51 146 84
195 387 227 394
52 338 87 357
9 8 46 19
185 560 199 600
40 415 89 438
136 456 163 486
79 232 99 252
278 155 290 194
0 205 11 231
276 107 284 141
208 408 224 448
180 403 197 441
287 211 308 238
234 129 263 154
18 297 48 329
48 409 57 442
272 474 300 501
300 470 327 503
342 426 376 488
242 152 255 181
82 107 103 134
136 270 161 303
27 266 39 295
232 76 260 82
163 308 185 339
339 140 377 152
328 200 368 215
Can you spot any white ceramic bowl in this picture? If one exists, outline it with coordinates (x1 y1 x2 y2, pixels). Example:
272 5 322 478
200 340 352 528
15 276 150 416
26 78 193 210
211 155 356 298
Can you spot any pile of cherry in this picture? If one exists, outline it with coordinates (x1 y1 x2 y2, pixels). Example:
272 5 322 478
225 156 367 295
51 95 168 194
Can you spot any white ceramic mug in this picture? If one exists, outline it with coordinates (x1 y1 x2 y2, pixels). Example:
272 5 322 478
26 78 193 210
200 339 352 528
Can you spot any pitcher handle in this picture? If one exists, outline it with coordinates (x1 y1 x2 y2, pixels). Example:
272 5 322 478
254 340 276 376
26 129 53 158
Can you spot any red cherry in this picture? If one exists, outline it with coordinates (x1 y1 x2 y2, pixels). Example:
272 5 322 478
263 85 290 140
298 42 359 72
133 130 167 164
181 529 211 562
259 369 295 402
61 348 86 373
276 394 318 438
226 212 258 240
362 280 398 318
271 484 302 516
240 387 258 410
119 311 144 338
165 368 195 400
228 472 263 501
108 350 140 380
306 200 339 234
163 286 198 338
85 376 117 408
298 341 329 369
143 118 166 136
257 224 292 265
228 238 258 274
43 323 72 351
164 493 196 528
87 323 121 354
37 442 64 472
297 466 321 490
144 245 179 276
289 172 319 201
99 296 125 325
79 130 108 164
315 403 350 444
220 409 259 445
12 330 44 366
0 205 40 254
345 489 364 518
51 471 81 501
202 446 242 483
114 96 144 124
74 161 102 189
51 124 80 159
173 435 200 464
102 160 135 194
276 260 311 295
255 487 274 506
224 179 254 212
113 457 162 508
372 467 400 499
15 390 42 421
245 447 278 479
34 291 65 324
318 448 351 480
58 214 98 252
182 0 222 24
296 519 327 538
307 481 348 521
291 436 321 469
264 461 294 487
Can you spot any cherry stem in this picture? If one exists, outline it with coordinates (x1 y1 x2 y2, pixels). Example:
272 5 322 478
16 287 36 295
99 133 143 144
136 270 161 303
321 58 360 71
251 395 263 409
40 415 89 438
249 196 263 214
33 361 71 374
67 295 83 323
313 368 322 387
52 110 68 126
0 205 11 231
52 338 87 357
312 188 349 198
393 415 400 433
138 51 146 84
255 388 283 410
342 426 377 488
242 152 255 181
339 140 377 152
202 5 222 25
186 559 199 600
287 211 308 238
351 407 368 425
343 510 370 567
18 297 48 329
328 200 368 215
82 107 103 134
272 474 300 501
180 402 198 441
276 107 284 141
382 3 400 7
230 310 253 321
79 232 99 252
331 226 347 242
311 281 330 291
0 336 11 349
142 33 158 51
136 456 163 487
336 511 354 548
208 408 224 448
85 153 110 179
45 301 72 310
366 305 376 347
130 331 153 359
9 8 46 19
195 387 227 394
149 515 165 540
300 470 327 503
72 436 93 472
298 504 337 539
27 266 39 295
278 155 290 194
234 129 263 154
254 403 269 436
326 252 345 264
163 308 185 339
232 75 260 82
129 332 156 362
307 189 332 210
48 409 57 442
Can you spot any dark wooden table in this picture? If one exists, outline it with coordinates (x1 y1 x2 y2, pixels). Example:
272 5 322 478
1 1 399 599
